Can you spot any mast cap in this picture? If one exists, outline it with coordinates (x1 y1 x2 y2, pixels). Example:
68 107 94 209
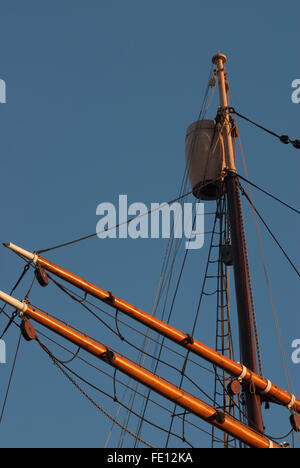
212 53 227 65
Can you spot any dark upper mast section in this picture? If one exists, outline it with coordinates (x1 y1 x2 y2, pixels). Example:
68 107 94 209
212 52 264 434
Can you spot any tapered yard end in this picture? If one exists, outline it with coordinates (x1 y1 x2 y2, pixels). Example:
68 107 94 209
2 243 11 248
1 242 37 263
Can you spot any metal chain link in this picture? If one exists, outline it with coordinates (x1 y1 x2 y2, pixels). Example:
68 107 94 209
36 337 154 448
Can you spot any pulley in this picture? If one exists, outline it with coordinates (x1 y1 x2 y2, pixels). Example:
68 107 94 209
35 266 49 288
220 244 234 266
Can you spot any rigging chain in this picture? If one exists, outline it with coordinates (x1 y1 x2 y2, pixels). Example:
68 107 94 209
36 336 155 448
237 174 300 215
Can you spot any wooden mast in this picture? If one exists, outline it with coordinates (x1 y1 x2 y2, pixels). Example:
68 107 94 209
212 52 264 434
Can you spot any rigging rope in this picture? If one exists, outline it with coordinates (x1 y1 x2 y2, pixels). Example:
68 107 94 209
4 79 299 447
229 108 300 150
120 192 194 447
0 263 31 331
237 174 300 215
34 270 215 376
134 206 199 447
227 85 296 400
13 322 230 447
239 184 300 278
212 197 239 448
35 336 155 448
114 132 220 446
0 267 37 425
36 189 196 254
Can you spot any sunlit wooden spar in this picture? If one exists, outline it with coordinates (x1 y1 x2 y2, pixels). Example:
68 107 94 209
4 242 300 416
0 290 280 449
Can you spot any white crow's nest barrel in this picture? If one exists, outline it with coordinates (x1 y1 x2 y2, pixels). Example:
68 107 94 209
185 120 225 200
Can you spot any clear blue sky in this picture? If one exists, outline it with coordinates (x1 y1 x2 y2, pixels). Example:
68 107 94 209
0 1 299 448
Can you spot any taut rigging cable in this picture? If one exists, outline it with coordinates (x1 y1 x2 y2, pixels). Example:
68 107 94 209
239 184 300 278
227 85 297 405
228 107 300 150
237 173 300 215
0 332 22 425
36 336 155 448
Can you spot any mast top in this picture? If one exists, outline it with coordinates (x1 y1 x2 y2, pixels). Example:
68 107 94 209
212 52 227 64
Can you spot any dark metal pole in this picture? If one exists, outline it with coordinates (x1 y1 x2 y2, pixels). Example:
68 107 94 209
226 171 264 434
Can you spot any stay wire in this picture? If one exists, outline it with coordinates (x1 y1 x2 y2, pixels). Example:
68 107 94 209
121 194 195 447
191 203 220 337
35 336 155 448
0 262 31 335
240 180 297 398
3 297 294 448
211 199 238 447
0 267 39 425
0 266 37 425
237 173 300 215
123 182 216 443
134 206 199 445
46 273 122 340
28 299 222 414
229 108 300 149
213 366 294 447
36 189 196 255
117 77 223 446
227 85 296 398
44 273 216 376
31 326 236 447
0 288 218 428
163 201 212 444
35 174 222 260
239 184 300 278
36 335 205 448
0 332 22 425
164 202 223 446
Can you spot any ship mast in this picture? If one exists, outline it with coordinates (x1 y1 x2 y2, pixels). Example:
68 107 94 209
212 52 264 434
